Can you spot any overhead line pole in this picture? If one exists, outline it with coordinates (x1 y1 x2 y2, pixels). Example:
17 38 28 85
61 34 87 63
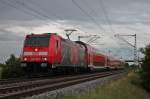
114 34 138 66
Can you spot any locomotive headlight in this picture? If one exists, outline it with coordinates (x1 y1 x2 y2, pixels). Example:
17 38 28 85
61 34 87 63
43 58 47 61
24 57 27 61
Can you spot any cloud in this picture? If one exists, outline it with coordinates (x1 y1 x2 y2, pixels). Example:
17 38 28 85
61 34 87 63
0 41 22 63
0 18 148 62
0 30 23 41
0 0 150 62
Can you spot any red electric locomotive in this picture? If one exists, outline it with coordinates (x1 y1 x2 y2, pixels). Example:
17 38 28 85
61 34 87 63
20 33 124 75
20 33 88 74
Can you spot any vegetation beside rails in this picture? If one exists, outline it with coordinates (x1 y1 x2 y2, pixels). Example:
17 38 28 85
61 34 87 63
0 65 3 79
0 54 24 79
139 45 150 92
60 72 150 99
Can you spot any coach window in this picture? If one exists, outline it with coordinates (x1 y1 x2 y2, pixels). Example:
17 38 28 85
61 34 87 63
56 40 59 49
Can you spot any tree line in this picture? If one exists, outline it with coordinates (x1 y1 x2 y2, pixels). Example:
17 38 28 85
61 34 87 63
0 54 24 79
140 45 150 92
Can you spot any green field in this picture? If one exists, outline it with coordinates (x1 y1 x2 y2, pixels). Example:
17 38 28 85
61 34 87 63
61 72 150 99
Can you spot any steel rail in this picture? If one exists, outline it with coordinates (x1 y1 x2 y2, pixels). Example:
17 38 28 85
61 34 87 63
0 70 124 99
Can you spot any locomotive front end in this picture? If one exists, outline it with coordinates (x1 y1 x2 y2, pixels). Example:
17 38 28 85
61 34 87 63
20 34 50 74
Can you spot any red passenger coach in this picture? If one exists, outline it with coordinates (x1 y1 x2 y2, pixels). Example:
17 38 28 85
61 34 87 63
75 41 107 69
106 57 125 69
93 53 106 68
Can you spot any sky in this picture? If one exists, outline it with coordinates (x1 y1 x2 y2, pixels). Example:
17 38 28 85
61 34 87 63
0 0 149 63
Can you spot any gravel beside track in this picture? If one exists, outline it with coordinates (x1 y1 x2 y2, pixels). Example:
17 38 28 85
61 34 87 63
0 70 125 99
28 71 126 99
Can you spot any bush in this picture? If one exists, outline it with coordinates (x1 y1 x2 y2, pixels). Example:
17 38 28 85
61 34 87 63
0 63 5 79
1 54 24 79
140 45 150 92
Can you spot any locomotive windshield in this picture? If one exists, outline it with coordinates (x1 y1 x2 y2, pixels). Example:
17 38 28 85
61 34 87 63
25 35 49 46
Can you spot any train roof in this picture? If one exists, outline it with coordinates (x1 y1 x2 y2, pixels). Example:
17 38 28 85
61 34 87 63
26 33 58 36
26 33 124 62
75 41 87 47
75 41 105 55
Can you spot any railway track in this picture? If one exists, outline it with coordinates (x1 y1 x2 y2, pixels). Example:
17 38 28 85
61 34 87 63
0 74 57 84
0 69 108 86
0 70 124 99
0 77 43 86
0 76 65 88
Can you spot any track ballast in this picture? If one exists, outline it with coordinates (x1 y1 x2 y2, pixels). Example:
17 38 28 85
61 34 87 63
0 70 124 99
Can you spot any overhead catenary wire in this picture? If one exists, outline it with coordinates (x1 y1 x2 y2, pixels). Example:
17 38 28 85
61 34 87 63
81 0 114 34
1 0 134 60
98 0 129 59
87 37 100 44
98 0 132 50
26 0 64 21
2 0 86 34
3 0 105 40
19 0 90 35
72 0 134 60
0 0 48 23
81 0 100 19
2 0 79 33
72 0 104 32
71 0 106 44
68 0 135 60
78 0 116 45
99 0 115 33
10 0 62 26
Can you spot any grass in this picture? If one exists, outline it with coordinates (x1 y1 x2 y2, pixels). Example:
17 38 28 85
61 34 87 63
60 72 150 99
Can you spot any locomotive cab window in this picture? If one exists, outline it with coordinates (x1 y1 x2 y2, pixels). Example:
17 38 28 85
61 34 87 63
25 35 49 46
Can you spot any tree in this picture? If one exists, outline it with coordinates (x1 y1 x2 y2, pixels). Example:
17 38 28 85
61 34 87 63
0 63 5 67
141 45 150 91
5 54 20 67
125 62 129 68
1 54 24 78
0 63 5 79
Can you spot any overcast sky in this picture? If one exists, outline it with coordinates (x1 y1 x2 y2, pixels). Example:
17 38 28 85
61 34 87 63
0 0 149 63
